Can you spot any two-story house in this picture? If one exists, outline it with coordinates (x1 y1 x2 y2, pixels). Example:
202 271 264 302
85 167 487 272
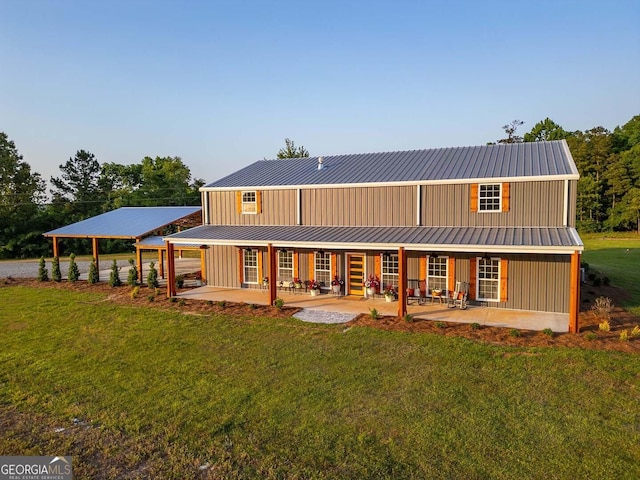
164 140 584 332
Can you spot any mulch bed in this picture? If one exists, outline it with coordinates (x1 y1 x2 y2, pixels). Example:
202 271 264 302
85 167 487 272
3 277 639 354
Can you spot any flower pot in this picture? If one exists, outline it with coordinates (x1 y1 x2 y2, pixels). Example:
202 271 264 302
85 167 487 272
385 295 394 302
310 288 320 296
331 284 341 294
366 287 376 296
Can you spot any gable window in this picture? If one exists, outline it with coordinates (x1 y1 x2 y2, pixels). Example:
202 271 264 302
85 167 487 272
479 184 501 212
314 251 331 288
278 250 293 281
243 249 258 284
381 253 398 289
427 255 448 295
241 191 257 214
477 257 500 302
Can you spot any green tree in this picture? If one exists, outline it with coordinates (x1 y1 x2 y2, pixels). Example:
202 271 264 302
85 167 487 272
497 120 524 144
109 259 122 287
128 156 202 206
51 256 62 282
37 257 49 282
127 258 139 286
0 132 47 259
523 118 570 142
147 261 159 288
67 253 80 282
50 150 104 219
88 259 99 284
611 115 640 153
277 138 310 159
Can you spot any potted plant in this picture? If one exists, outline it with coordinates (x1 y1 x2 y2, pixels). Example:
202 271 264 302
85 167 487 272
293 278 303 289
331 275 344 294
262 276 269 288
364 274 380 296
308 279 321 296
383 284 397 302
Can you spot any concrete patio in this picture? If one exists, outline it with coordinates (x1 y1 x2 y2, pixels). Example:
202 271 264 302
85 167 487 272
177 286 569 332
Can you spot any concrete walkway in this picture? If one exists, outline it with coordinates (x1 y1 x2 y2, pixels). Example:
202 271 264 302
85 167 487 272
177 286 569 332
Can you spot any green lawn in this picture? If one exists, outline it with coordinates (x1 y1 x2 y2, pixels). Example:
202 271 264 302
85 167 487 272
581 232 640 315
1 287 638 479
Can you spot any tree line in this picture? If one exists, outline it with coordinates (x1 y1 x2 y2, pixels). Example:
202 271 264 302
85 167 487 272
1 118 639 260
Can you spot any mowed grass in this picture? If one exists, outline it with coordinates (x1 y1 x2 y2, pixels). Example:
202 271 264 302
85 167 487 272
1 287 639 479
581 232 640 315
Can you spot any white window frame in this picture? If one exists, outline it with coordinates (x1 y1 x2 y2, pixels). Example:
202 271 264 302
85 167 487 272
314 252 331 289
381 253 399 289
241 190 258 214
476 257 500 302
243 249 259 284
427 255 448 296
478 183 502 212
278 250 293 282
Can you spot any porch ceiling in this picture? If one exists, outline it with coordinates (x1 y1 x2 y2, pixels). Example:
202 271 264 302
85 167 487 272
164 225 583 254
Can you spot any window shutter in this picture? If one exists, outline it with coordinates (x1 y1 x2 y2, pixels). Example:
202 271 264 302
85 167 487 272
374 254 381 282
419 256 427 281
470 184 478 212
308 253 314 281
469 257 476 300
238 249 244 284
448 257 455 293
502 183 510 212
257 250 263 281
331 253 337 280
236 191 242 214
500 258 508 302
256 190 262 214
293 252 299 279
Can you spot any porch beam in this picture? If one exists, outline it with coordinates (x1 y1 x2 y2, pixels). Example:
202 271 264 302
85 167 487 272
568 251 581 333
92 237 100 282
166 241 176 298
268 243 277 306
398 246 407 317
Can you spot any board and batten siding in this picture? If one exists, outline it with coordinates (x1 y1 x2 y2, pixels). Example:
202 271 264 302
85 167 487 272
302 186 416 226
205 190 297 226
206 244 238 288
421 180 566 227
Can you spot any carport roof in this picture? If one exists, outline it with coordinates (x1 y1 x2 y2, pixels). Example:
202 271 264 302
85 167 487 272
44 206 201 239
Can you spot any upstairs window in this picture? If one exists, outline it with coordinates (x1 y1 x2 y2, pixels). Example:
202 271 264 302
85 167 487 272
241 191 257 214
478 184 501 212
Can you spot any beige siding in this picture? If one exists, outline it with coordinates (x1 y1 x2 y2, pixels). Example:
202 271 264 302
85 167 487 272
206 245 238 288
567 180 577 227
421 181 565 227
206 190 297 225
302 186 416 226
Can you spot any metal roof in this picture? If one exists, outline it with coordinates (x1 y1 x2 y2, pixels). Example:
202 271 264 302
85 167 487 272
136 235 201 249
166 225 583 254
44 206 201 238
204 140 579 190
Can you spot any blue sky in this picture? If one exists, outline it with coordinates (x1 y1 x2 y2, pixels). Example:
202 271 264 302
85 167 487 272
2 0 639 186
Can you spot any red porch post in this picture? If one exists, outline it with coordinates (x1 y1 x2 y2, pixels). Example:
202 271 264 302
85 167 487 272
268 244 277 306
166 241 176 298
136 245 143 284
92 237 100 282
398 247 407 318
569 251 581 333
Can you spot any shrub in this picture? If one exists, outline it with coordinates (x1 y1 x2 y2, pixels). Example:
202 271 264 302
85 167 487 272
602 276 610 286
435 321 446 329
109 259 122 287
509 329 521 338
51 256 61 282
147 262 159 288
598 320 610 332
37 257 49 282
470 322 480 330
273 297 284 309
592 296 612 322
217 300 227 308
127 259 138 286
206 300 213 306
403 313 413 323
147 295 155 302
176 275 185 288
178 299 186 307
584 332 597 341
581 261 590 271
542 328 554 337
619 330 629 342
249 303 257 310
169 297 177 303
130 286 140 299
369 308 380 320
67 253 80 282
87 259 99 284
630 325 640 338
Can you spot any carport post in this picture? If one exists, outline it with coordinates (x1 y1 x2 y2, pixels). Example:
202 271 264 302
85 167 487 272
268 243 277 306
398 247 407 318
92 237 100 281
52 236 59 258
166 240 176 298
158 248 165 279
136 245 143 284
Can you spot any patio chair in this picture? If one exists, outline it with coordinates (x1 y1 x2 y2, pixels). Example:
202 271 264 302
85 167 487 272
447 281 469 309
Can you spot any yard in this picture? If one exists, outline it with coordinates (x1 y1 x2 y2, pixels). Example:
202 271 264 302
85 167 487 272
1 284 639 479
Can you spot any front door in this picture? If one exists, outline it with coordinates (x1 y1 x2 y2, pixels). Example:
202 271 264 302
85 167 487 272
347 254 364 296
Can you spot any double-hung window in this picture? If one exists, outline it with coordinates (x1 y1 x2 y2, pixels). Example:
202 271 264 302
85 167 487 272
478 184 501 212
381 253 399 289
278 250 293 281
243 250 258 284
477 257 500 302
241 191 257 214
427 256 448 294
314 252 331 288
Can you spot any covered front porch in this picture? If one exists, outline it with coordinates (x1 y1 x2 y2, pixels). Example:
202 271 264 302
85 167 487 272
176 285 569 332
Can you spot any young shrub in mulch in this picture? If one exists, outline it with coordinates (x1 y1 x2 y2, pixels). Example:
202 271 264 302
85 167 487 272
369 308 380 320
592 296 612 321
109 259 122 287
147 262 159 288
273 297 284 309
435 321 446 329
51 256 61 282
87 259 99 284
37 257 49 282
631 325 640 338
470 322 481 330
67 253 80 283
403 313 413 323
543 328 554 337
509 328 522 338
127 259 138 286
